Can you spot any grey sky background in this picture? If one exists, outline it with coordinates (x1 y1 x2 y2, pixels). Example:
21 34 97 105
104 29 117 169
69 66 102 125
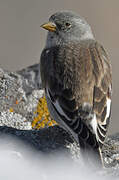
0 0 119 134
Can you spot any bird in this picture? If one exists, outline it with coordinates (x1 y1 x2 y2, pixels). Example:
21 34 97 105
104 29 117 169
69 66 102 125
40 11 112 166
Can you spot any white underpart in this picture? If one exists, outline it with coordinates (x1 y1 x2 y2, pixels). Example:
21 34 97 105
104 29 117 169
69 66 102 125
90 114 98 139
103 98 111 125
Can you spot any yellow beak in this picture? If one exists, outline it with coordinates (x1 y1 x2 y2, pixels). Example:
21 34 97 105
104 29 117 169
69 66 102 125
40 22 56 32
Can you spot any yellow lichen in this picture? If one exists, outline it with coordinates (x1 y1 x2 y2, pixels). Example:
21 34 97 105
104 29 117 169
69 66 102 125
9 108 14 112
32 96 57 129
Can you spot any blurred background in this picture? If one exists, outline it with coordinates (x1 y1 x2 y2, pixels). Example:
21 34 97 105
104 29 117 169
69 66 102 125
0 0 118 134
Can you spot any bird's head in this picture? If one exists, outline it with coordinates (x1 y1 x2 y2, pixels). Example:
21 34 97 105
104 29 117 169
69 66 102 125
41 11 94 47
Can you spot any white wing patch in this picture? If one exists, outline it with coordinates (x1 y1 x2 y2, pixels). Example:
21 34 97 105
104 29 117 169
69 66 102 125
90 97 111 143
103 98 111 125
97 126 105 138
90 114 98 138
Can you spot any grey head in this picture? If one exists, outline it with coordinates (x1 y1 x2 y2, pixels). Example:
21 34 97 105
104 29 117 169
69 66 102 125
41 11 94 48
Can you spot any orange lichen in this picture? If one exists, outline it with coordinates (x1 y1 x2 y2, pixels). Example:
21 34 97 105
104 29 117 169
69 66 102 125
15 100 19 105
32 96 57 129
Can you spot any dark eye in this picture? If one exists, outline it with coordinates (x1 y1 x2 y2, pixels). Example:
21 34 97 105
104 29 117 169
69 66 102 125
65 22 71 27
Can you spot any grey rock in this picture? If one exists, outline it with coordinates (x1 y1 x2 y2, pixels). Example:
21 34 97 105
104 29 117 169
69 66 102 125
0 66 44 130
17 63 42 95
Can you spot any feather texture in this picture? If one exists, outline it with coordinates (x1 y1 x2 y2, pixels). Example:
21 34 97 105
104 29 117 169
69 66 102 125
40 39 112 151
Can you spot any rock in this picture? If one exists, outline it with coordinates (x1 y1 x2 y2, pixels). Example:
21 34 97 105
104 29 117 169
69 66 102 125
17 63 42 94
0 66 45 130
